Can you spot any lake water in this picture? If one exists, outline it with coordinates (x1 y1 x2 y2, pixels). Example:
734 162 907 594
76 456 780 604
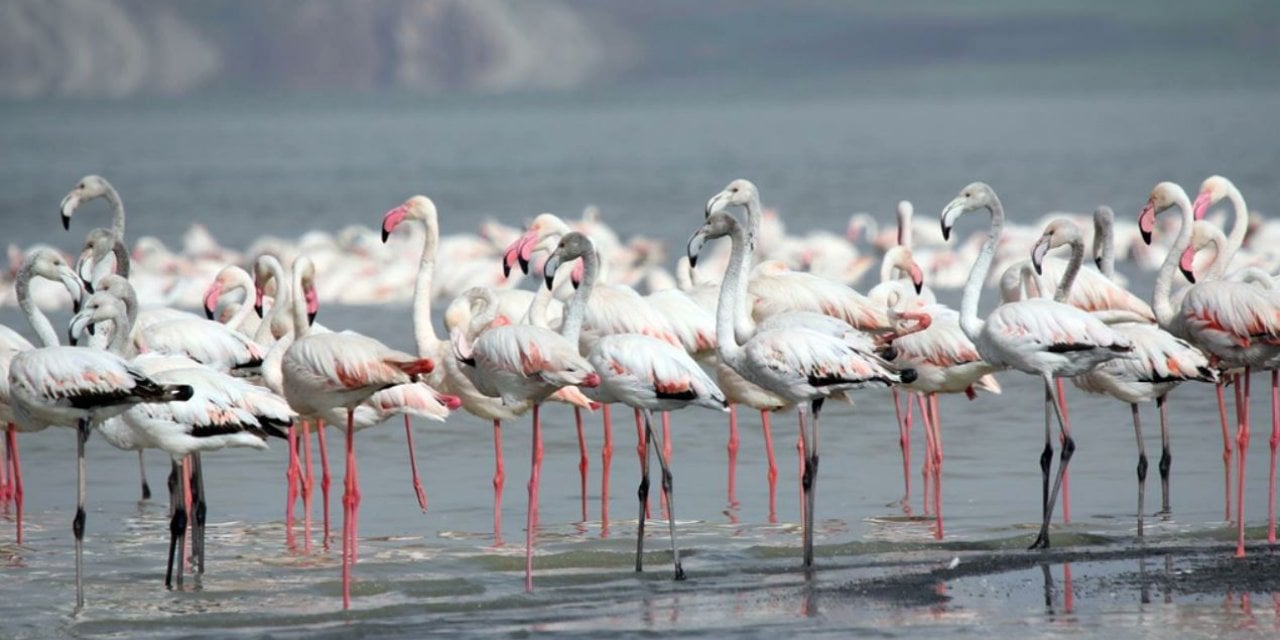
2 89 1280 638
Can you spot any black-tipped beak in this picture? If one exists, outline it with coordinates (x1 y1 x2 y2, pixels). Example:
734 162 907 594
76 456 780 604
1181 266 1195 284
517 254 530 275
61 213 71 231
913 280 923 295
307 310 318 325
1141 229 1152 246
1094 256 1103 270
941 224 952 242
68 328 77 346
254 302 264 318
544 272 555 291
204 305 216 320
72 298 81 314
381 228 391 243
82 278 94 295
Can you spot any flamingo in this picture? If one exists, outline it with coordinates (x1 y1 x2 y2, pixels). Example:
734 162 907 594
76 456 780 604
544 231 726 579
688 206 909 567
0 329 34 542
7 253 192 610
939 182 1133 549
279 256 436 608
1030 218 1217 536
1139 182 1280 555
452 259 601 592
69 292 295 587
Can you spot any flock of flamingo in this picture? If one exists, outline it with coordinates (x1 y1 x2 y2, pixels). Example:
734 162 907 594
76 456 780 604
0 173 1276 612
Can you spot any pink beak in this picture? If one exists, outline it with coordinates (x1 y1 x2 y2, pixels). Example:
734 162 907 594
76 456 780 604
581 372 601 388
1191 191 1213 221
570 258 585 289
1138 201 1157 245
305 285 319 324
382 205 408 243
1179 244 1197 283
203 281 223 320
254 287 266 317
908 263 924 294
502 229 539 278
436 393 462 411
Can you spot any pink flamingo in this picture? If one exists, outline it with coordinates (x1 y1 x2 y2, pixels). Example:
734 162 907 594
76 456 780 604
689 207 910 567
544 231 726 579
940 182 1133 550
279 256 436 609
1139 182 1280 555
1031 218 1217 536
452 264 601 592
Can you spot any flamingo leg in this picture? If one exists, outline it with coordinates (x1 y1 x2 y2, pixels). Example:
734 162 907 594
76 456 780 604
341 408 357 609
315 419 331 548
493 419 505 545
182 456 193 572
1131 403 1148 537
660 411 672 520
1217 379 1233 522
635 406 651 574
918 393 934 517
1055 377 1072 524
1236 368 1251 558
928 394 944 539
138 450 151 501
301 420 314 551
574 408 588 523
0 428 8 506
644 409 685 580
892 389 912 510
8 425 23 545
191 453 206 575
285 423 299 548
726 404 740 510
525 405 542 592
399 415 428 513
635 408 650 520
73 418 89 613
760 410 778 524
797 413 806 526
601 405 612 537
1157 395 1172 516
164 459 186 589
800 399 823 568
1269 370 1279 545
1031 376 1075 550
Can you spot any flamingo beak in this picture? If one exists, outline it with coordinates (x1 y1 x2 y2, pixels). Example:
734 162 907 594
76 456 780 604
60 193 79 229
1191 190 1213 221
437 393 462 411
1179 244 1196 284
1138 199 1157 245
253 287 265 318
543 252 562 290
908 263 924 295
581 372 601 388
1031 238 1050 276
60 271 84 313
203 281 223 320
381 205 409 243
502 229 539 279
1094 256 1103 270
570 258 584 290
686 228 708 269
940 198 965 242
305 285 319 324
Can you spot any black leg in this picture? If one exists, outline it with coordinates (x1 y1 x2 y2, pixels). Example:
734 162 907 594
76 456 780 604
802 399 823 568
1157 396 1172 515
635 410 651 573
1132 403 1147 537
73 419 90 613
1031 380 1054 550
165 459 188 589
191 453 207 575
1040 380 1075 547
644 409 684 581
139 450 151 501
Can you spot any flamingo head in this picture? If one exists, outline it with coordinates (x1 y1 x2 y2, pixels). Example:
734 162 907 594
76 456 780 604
1031 218 1081 276
68 291 125 345
1192 175 1231 221
59 175 111 231
304 283 319 325
381 195 436 243
503 213 569 279
940 182 998 242
580 371 601 388
1138 181 1185 245
435 392 462 411
542 231 593 291
203 279 224 320
27 248 84 313
1091 205 1114 269
885 246 924 294
686 211 737 269
705 178 758 218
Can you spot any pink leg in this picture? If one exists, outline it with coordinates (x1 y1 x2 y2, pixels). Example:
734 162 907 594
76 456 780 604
892 390 912 509
727 405 740 508
1055 378 1072 524
316 419 331 549
404 415 429 513
301 420 314 551
1236 369 1251 558
7 426 21 545
0 428 9 505
918 393 934 516
341 408 356 609
1269 370 1278 544
492 419 505 545
931 394 945 539
285 424 299 548
760 411 779 523
1218 380 1234 522
526 405 543 592
351 433 362 564
601 406 612 536
574 408 588 523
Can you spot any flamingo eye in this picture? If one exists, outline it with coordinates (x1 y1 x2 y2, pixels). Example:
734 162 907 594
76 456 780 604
78 183 85 189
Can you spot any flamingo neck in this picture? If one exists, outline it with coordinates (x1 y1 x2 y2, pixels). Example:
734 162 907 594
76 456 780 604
958 201 1001 342
103 302 135 357
1153 192 1195 329
259 255 290 343
715 219 749 369
226 270 257 332
1053 236 1084 303
1095 216 1115 280
1225 185 1248 265
1018 263 1047 299
101 183 126 242
290 267 311 339
1201 231 1230 282
559 250 598 347
262 326 293 395
413 212 440 353
897 203 913 248
15 266 59 348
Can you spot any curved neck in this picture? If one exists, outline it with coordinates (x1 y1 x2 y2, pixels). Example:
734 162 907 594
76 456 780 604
259 255 290 342
1225 186 1248 263
104 304 135 356
743 196 763 254
715 221 750 368
1201 234 1230 281
226 270 257 332
1153 194 1195 328
559 252 598 346
290 268 311 340
103 182 126 241
958 201 1002 342
1053 237 1084 303
16 267 59 347
897 204 913 248
413 214 440 354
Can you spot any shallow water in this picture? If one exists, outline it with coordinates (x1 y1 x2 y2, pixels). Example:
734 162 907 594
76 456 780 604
2 90 1280 637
